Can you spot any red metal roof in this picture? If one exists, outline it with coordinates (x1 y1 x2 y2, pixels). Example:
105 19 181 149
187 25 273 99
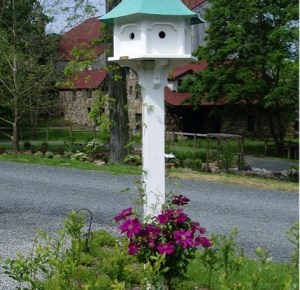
182 0 206 10
60 17 105 61
58 70 107 89
169 61 208 78
164 86 217 106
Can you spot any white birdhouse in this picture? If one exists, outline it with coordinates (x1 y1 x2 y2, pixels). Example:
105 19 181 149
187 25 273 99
99 0 205 62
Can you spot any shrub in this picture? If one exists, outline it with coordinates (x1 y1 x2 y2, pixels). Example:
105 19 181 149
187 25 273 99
55 146 65 154
85 138 106 153
64 151 73 159
38 141 49 155
23 141 32 150
193 159 203 171
34 151 44 158
102 154 109 163
71 151 90 162
220 145 237 172
288 165 299 183
53 154 61 159
30 145 37 154
44 151 54 159
183 158 194 168
0 146 6 154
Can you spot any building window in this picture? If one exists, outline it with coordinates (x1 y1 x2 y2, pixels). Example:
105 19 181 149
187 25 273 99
247 115 255 132
87 108 91 113
135 84 141 99
135 113 142 130
129 86 133 95
86 90 92 99
72 91 76 101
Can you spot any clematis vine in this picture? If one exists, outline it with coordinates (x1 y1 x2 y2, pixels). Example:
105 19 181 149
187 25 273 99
114 194 211 285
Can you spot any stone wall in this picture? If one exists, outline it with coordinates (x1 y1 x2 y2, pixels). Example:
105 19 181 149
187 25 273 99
58 90 99 126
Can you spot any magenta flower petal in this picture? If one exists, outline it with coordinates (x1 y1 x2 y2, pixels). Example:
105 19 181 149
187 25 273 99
115 207 133 222
119 218 142 238
172 195 190 206
157 213 168 224
200 237 211 248
174 229 194 248
157 242 174 255
128 242 139 255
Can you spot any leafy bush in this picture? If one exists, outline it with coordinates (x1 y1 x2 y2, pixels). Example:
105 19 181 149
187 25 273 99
34 151 43 158
64 151 72 159
85 138 106 153
44 151 54 159
102 154 109 163
220 145 237 172
193 159 203 171
71 151 90 162
183 158 194 168
38 141 49 155
53 154 61 159
0 146 6 154
288 165 299 183
23 141 31 150
124 154 142 166
167 150 208 167
1 211 143 290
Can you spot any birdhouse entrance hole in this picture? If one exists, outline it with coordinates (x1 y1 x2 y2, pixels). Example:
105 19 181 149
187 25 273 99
159 31 166 38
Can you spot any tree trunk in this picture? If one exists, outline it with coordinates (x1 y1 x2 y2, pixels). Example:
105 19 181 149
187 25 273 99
267 112 287 157
107 66 130 164
12 122 19 152
106 0 130 164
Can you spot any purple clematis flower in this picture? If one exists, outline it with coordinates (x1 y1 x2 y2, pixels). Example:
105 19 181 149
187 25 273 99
145 224 161 239
157 242 175 255
172 195 190 206
128 241 139 255
174 229 194 248
119 218 142 238
115 207 133 222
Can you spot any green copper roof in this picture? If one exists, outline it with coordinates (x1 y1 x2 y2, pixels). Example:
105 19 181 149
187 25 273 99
99 0 205 25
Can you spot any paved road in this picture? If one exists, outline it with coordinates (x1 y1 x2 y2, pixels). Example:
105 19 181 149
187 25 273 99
0 160 298 263
245 156 298 172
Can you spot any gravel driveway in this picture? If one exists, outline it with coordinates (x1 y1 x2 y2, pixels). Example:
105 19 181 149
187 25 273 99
0 161 298 288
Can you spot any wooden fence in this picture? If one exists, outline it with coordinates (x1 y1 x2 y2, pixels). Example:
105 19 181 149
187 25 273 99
1 127 298 160
0 126 99 141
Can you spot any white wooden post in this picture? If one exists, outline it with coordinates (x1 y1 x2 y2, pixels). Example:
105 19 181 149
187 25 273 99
137 60 170 217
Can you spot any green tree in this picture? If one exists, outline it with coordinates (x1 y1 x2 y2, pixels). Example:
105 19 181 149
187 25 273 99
0 0 59 149
181 0 298 154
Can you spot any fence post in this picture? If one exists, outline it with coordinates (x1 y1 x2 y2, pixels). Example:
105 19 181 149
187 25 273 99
194 133 196 148
287 141 291 160
206 136 210 172
70 127 72 139
172 131 175 146
20 128 23 141
264 140 268 156
238 153 241 170
217 138 220 168
46 127 49 141
93 126 96 139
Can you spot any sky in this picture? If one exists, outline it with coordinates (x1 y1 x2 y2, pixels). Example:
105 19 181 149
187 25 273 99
46 0 106 34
